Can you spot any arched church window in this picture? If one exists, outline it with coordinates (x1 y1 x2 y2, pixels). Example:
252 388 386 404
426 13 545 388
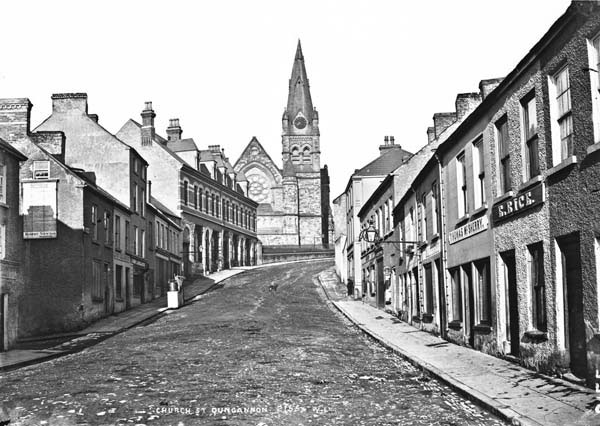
303 146 311 163
291 146 301 164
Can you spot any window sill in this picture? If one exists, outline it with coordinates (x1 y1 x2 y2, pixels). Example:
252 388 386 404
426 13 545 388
546 155 577 178
474 324 492 333
422 313 434 323
448 320 462 330
456 213 469 225
587 141 600 156
417 241 428 249
92 297 104 303
493 190 514 205
470 203 488 217
518 175 543 192
115 298 124 302
0 201 8 209
524 329 548 341
430 233 440 243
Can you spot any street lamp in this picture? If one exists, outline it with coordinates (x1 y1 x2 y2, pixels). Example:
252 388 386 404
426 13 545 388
358 219 420 246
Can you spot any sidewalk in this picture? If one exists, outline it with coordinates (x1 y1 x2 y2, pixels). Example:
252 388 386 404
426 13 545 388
331 300 598 426
0 268 244 372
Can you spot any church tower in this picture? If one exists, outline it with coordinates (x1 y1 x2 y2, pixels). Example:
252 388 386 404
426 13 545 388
282 40 323 246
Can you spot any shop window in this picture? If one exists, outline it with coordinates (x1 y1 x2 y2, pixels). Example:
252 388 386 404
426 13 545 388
451 267 463 322
529 242 547 331
475 258 491 325
521 92 539 180
424 263 433 314
92 260 102 300
115 264 123 300
496 116 511 194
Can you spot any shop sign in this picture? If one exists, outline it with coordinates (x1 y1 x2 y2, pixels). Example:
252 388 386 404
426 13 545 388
492 182 544 224
22 181 57 239
449 216 489 244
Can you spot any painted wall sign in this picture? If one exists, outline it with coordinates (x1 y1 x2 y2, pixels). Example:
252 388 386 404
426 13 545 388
22 181 57 239
449 216 489 244
492 182 544 224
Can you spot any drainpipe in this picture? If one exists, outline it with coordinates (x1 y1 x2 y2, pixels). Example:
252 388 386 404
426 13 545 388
432 149 448 338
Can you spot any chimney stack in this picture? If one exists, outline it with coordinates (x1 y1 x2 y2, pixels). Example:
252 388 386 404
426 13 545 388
166 118 182 141
51 93 88 115
426 127 436 144
0 98 32 142
141 101 156 146
455 92 482 120
433 112 457 139
208 144 221 153
379 135 400 154
479 78 504 100
32 131 66 163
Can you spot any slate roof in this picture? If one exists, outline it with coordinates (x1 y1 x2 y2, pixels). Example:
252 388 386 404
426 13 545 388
354 146 413 178
167 138 197 152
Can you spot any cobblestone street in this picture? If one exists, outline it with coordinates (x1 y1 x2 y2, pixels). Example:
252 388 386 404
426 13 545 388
1 261 505 425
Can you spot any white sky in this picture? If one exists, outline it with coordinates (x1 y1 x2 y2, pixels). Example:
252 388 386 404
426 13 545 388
1 0 571 197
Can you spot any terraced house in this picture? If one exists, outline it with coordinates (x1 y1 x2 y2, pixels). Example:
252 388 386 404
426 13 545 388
117 103 259 278
347 1 600 388
0 98 131 338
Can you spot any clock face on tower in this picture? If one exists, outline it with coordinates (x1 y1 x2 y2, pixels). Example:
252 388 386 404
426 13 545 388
294 116 307 129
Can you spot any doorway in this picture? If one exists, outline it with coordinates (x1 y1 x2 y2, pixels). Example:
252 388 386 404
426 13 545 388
436 259 447 338
463 265 475 348
501 251 519 356
376 258 385 309
558 235 586 378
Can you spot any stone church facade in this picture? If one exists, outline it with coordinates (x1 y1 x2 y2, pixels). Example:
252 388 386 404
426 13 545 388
234 41 330 247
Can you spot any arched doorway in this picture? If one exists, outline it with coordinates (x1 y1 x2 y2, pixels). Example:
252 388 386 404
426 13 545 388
205 231 211 274
223 231 230 269
211 231 219 271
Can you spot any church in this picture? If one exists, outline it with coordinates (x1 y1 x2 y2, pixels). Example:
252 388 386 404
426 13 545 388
234 41 331 248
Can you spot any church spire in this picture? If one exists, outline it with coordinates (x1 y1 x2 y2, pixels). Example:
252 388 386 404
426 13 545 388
286 39 314 127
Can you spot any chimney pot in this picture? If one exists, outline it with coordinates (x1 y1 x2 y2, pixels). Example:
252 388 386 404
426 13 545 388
384 136 389 144
390 136 395 144
166 118 183 141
